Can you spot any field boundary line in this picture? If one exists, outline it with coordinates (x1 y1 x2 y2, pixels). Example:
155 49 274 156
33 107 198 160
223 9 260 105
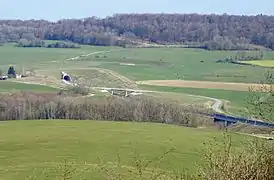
95 68 137 88
53 67 138 89
8 80 64 89
136 80 265 92
65 49 122 61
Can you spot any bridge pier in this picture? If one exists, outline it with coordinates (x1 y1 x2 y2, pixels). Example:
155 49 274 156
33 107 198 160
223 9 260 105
213 118 236 127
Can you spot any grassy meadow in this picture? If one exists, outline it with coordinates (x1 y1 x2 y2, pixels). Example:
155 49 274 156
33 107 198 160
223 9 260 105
243 60 274 67
0 44 273 179
0 120 247 180
0 81 58 92
93 48 274 83
1 44 273 114
0 43 114 69
1 44 273 84
139 85 253 115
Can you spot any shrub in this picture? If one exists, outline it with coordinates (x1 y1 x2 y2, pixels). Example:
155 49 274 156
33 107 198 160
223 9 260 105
193 132 274 180
0 92 212 127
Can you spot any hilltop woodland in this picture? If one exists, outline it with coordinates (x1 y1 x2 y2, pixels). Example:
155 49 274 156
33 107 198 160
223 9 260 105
0 14 274 50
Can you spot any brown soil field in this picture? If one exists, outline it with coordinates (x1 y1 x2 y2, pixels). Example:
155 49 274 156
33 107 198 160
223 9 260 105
137 80 266 91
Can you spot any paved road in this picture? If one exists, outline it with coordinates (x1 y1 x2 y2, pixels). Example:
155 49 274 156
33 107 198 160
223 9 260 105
187 94 223 113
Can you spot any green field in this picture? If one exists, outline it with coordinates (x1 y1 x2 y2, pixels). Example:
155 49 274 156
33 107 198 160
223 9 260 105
1 44 272 114
243 60 274 67
1 45 273 84
138 85 256 115
0 120 247 180
0 44 273 179
0 44 114 68
93 48 274 83
0 81 58 92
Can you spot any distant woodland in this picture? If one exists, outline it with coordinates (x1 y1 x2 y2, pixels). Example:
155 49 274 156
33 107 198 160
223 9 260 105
0 13 274 50
16 39 80 48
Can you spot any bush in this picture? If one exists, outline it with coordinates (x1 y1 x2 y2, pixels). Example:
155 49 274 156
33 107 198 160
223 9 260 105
193 132 274 180
0 92 212 127
46 42 80 48
16 38 45 47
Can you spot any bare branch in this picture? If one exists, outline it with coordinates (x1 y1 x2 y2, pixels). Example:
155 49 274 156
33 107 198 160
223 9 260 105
245 70 274 122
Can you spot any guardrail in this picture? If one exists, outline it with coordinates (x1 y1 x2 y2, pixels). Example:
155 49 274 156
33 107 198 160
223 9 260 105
213 113 274 128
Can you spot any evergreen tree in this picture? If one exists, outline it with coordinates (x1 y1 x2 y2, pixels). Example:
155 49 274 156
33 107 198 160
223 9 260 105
7 66 16 78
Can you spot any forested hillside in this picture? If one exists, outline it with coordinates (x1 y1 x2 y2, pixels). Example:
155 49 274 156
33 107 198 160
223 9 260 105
1 13 274 50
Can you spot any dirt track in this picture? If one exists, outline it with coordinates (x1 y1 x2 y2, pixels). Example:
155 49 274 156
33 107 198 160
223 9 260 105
137 80 265 91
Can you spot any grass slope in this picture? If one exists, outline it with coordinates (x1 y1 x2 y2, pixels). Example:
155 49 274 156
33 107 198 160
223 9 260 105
94 48 274 83
1 45 273 84
139 85 252 115
244 60 274 67
0 120 246 180
0 44 114 67
1 45 272 115
67 68 137 89
0 81 58 92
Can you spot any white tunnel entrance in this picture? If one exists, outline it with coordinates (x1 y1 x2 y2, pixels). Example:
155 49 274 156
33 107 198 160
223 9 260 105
63 75 71 81
61 71 72 82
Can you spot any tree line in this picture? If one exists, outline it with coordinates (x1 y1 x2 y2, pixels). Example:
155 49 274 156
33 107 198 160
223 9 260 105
16 39 80 48
0 13 274 50
217 51 265 63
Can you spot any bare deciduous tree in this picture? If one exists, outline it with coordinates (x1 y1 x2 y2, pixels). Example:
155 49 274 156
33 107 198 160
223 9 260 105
1 14 274 50
245 70 274 122
194 132 274 180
